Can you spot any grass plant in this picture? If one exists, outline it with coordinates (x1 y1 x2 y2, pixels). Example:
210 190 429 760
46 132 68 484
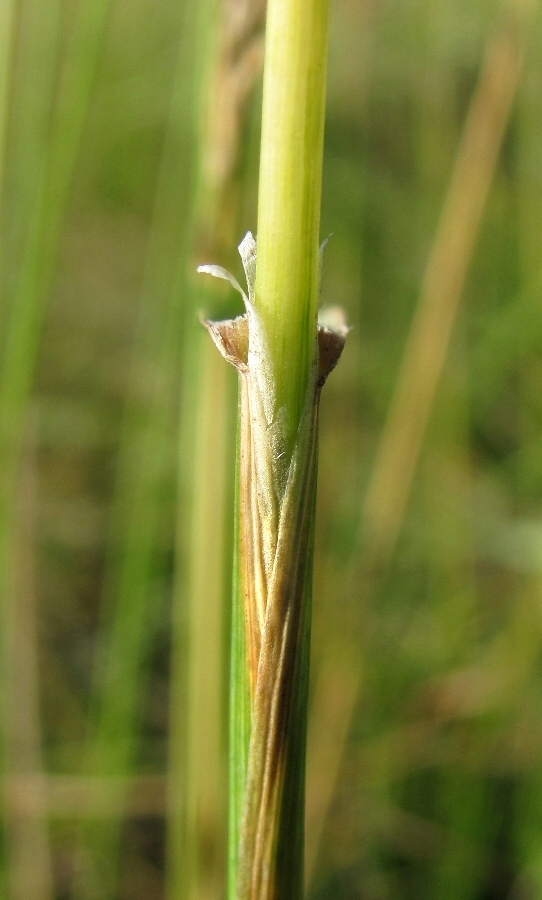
4 0 542 897
199 0 348 896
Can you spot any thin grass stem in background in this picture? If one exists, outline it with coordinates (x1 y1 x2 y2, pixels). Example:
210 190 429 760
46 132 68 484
169 330 233 900
361 11 526 564
0 0 112 886
0 0 23 877
0 8 64 882
0 0 112 586
4 0 62 294
0 0 16 273
166 2 266 896
512 5 542 890
4 416 53 900
166 0 264 900
71 1 220 897
304 3 535 888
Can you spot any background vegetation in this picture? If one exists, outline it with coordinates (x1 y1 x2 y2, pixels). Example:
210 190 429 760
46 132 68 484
1 0 542 898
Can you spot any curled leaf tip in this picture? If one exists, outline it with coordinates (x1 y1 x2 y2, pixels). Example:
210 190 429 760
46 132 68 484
197 263 247 303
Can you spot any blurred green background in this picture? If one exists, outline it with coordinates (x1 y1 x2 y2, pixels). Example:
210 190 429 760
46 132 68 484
1 0 542 898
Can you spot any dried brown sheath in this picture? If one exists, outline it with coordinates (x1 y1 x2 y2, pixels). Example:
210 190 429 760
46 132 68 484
200 233 346 900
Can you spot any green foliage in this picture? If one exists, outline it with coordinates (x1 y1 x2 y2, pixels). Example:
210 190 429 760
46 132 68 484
1 1 542 899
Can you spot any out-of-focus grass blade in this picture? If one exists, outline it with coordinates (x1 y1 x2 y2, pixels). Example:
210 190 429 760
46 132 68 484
361 13 526 565
0 0 111 888
0 0 113 559
71 1 220 897
4 417 53 900
166 5 264 898
3 0 61 302
167 324 235 900
305 3 534 890
0 0 16 270
512 7 542 892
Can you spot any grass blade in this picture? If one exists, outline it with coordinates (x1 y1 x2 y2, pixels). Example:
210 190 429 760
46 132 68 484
71 2 220 896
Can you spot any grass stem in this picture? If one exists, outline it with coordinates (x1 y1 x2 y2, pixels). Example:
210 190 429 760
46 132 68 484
255 0 330 460
200 2 340 896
